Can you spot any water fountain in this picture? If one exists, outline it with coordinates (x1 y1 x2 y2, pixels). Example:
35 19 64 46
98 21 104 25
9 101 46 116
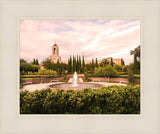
72 71 78 87
49 71 102 90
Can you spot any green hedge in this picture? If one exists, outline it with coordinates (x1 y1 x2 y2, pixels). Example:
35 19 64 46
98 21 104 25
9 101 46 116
22 75 59 79
20 85 140 114
87 73 140 79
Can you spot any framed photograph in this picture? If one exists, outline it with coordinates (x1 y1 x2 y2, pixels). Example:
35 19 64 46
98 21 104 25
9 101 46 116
0 0 159 134
19 19 141 114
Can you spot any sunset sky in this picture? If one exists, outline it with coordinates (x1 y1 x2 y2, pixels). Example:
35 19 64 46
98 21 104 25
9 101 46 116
20 20 140 65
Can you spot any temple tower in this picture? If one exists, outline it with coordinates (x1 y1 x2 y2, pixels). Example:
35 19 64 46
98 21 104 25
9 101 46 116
49 41 61 63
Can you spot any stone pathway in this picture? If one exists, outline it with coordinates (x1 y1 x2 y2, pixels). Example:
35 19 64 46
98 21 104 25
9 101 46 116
21 83 50 92
89 82 126 87
20 81 126 92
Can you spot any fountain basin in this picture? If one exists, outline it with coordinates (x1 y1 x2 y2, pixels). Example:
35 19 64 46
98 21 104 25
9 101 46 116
49 82 102 90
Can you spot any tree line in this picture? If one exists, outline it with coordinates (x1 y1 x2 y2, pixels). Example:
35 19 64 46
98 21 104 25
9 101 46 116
67 55 99 74
20 56 127 79
20 59 40 73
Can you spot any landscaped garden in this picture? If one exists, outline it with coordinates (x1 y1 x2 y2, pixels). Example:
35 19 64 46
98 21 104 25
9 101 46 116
20 46 140 114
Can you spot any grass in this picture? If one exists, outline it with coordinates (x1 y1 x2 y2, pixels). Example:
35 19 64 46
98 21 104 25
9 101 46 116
105 81 119 83
60 79 68 82
133 74 140 79
115 74 140 79
22 78 41 80
22 75 59 79
84 79 92 82
87 73 140 79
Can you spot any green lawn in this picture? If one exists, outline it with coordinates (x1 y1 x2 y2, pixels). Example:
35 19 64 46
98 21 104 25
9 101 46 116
116 74 140 79
22 77 41 80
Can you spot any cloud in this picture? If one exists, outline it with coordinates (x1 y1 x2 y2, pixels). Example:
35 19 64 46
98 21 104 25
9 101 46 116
83 29 113 50
20 20 140 65
110 25 140 38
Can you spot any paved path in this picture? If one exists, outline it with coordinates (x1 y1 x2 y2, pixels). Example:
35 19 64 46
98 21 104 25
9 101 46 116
21 81 126 92
21 83 50 92
89 82 126 87
21 82 63 92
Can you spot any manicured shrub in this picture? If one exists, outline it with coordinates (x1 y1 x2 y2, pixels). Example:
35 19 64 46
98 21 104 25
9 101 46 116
95 65 116 82
84 72 89 81
38 69 57 75
20 85 140 114
128 67 135 83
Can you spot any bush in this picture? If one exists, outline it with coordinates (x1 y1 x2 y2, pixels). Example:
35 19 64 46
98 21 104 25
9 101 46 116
20 75 23 89
22 75 58 79
20 62 39 73
20 85 140 114
134 74 140 79
84 72 89 81
38 69 57 76
128 67 135 83
95 65 116 82
60 79 68 82
116 71 128 75
114 65 122 72
27 72 38 75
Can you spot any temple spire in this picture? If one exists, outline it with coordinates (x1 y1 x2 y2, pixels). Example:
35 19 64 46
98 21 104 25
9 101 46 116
55 40 56 44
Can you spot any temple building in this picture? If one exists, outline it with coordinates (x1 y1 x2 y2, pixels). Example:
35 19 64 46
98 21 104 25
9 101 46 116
38 42 123 70
48 42 121 65
106 57 121 65
49 42 61 63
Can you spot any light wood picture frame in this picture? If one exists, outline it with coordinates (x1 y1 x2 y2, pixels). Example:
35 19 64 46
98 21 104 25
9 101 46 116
0 0 159 134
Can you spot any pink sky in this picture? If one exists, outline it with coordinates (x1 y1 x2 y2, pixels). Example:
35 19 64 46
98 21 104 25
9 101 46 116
20 20 140 65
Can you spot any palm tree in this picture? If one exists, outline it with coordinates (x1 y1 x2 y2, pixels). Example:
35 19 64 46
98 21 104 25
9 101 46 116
130 45 140 58
130 45 140 73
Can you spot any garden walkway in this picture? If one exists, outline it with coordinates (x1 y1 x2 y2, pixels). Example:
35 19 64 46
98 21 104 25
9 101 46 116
20 81 126 92
21 82 62 92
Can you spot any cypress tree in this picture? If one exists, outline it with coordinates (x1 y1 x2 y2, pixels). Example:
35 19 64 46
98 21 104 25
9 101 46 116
73 55 76 72
95 58 98 68
128 65 134 83
121 58 125 65
32 59 36 65
37 59 39 65
82 55 85 73
76 55 78 72
35 59 37 65
34 59 36 64
70 55 72 73
68 58 70 73
79 55 81 73
92 59 94 70
70 57 71 73
111 57 113 67
133 54 138 73
75 55 76 72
